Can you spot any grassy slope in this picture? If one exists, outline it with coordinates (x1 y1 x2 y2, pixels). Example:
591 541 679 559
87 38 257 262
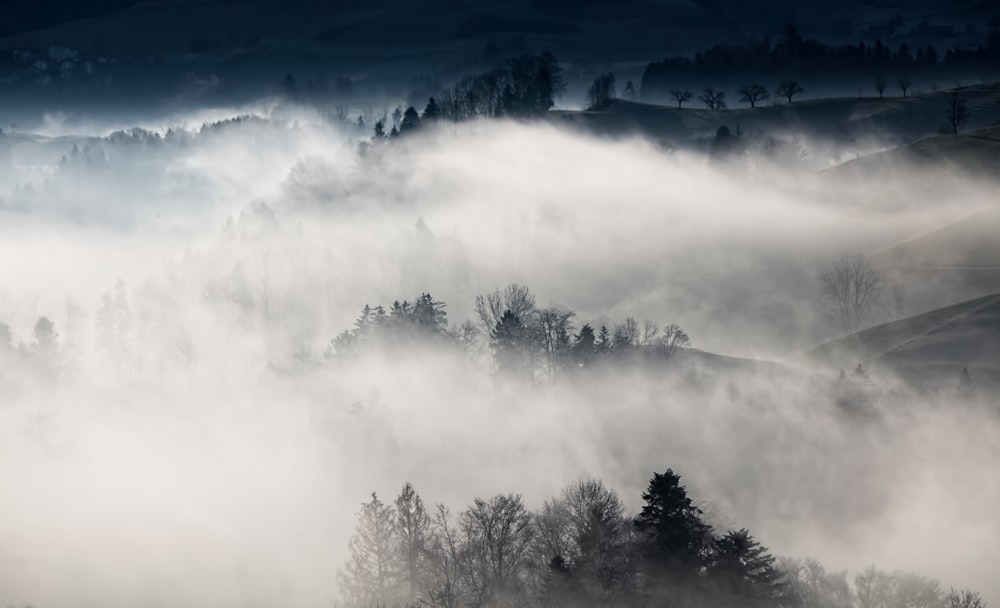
806 292 1000 387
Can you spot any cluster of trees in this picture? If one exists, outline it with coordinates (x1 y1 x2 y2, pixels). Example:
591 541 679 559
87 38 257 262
339 473 988 608
0 316 62 381
641 23 1000 102
364 52 565 145
327 284 692 384
435 52 565 121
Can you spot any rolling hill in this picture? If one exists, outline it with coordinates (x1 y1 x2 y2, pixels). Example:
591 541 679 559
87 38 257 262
806 292 1000 390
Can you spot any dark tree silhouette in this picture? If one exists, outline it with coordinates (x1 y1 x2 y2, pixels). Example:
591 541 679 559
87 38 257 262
947 92 970 133
400 106 421 133
706 529 788 608
709 126 743 162
776 81 804 103
634 470 713 603
623 80 637 100
587 72 617 109
423 97 441 120
874 76 887 98
670 89 693 109
738 83 770 108
699 88 727 110
898 76 913 97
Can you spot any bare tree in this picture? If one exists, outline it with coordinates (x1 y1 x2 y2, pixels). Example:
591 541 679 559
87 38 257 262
874 76 887 98
738 83 770 108
670 89 693 109
658 323 690 359
776 80 804 103
898 75 913 97
948 589 986 608
947 92 970 134
475 284 536 336
459 494 535 606
822 254 883 335
699 88 727 110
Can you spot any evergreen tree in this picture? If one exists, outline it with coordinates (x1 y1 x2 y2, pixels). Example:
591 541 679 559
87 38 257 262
400 106 421 134
423 97 441 121
634 470 713 605
706 529 788 608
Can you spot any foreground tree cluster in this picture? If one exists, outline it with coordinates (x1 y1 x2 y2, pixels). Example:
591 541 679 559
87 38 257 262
339 473 987 608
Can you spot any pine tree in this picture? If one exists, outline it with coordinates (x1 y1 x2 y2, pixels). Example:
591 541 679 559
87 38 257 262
706 529 787 608
634 470 713 604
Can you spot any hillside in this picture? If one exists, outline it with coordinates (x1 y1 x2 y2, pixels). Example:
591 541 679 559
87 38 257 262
549 83 1000 158
806 293 1000 390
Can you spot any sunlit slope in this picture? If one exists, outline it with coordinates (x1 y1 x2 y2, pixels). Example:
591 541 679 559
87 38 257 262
806 293 1000 388
550 83 1000 148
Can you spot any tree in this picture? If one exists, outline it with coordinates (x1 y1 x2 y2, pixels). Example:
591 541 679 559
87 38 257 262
670 89 693 109
738 83 770 108
571 323 597 368
400 106 421 133
559 479 634 601
339 493 401 608
822 254 882 335
373 119 386 139
947 92 970 134
709 126 744 163
624 80 637 100
776 81 804 103
423 96 441 121
948 589 986 608
699 88 727 110
587 72 617 110
459 494 535 606
634 470 713 601
396 483 432 604
874 76 887 98
898 76 912 97
658 324 690 359
706 529 787 608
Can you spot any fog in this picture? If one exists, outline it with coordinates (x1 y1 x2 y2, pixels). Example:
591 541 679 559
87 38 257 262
0 112 997 608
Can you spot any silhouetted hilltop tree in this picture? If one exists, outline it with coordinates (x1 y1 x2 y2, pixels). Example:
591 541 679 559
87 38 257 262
587 72 617 110
671 89 694 109
623 81 637 100
776 81 804 103
948 589 986 608
699 88 727 110
874 76 887 98
947 92 970 134
898 75 913 97
738 83 770 108
571 323 597 368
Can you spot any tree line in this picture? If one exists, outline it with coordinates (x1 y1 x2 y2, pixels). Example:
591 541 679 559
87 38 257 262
338 472 987 608
640 23 1000 103
326 283 692 384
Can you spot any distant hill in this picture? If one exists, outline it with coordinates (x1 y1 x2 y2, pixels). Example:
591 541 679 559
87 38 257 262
549 83 1000 155
805 293 1000 390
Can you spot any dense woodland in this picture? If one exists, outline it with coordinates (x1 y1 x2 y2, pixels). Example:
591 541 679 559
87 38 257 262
338 473 987 608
